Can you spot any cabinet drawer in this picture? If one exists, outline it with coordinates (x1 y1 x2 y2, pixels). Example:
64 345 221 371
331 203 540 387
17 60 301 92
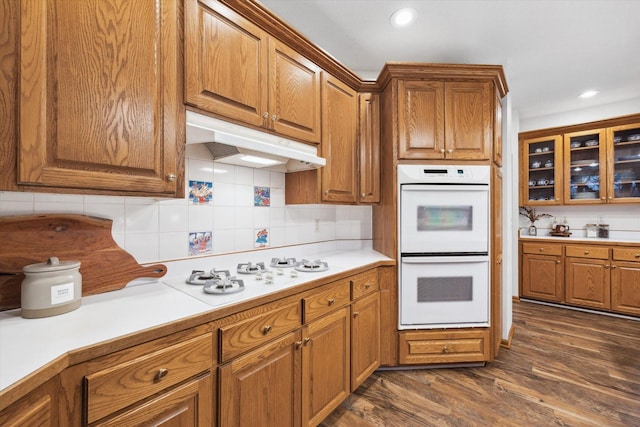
85 333 213 424
522 242 563 256
303 280 351 323
220 301 301 362
613 248 640 262
351 269 379 300
566 245 609 260
399 329 490 365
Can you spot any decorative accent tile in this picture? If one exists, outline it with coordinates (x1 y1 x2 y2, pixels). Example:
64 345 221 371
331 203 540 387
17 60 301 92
254 186 271 206
188 180 212 205
189 231 212 256
254 228 269 248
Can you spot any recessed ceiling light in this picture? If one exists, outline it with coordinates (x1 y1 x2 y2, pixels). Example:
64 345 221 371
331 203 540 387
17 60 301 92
578 90 599 99
390 8 417 28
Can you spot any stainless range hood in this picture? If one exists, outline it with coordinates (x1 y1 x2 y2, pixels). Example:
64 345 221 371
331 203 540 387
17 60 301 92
185 110 326 172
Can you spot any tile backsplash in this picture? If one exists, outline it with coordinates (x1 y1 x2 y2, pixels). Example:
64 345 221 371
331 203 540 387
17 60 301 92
518 204 640 240
0 147 371 263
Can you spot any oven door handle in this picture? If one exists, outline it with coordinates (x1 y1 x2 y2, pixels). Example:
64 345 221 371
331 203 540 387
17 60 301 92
401 255 489 263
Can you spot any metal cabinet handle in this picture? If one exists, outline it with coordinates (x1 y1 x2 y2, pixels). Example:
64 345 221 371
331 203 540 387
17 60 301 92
263 112 269 119
604 265 610 269
635 254 640 258
166 173 176 182
584 250 590 254
365 283 371 289
328 298 335 306
447 149 453 154
361 193 366 197
262 325 272 334
304 337 311 345
440 149 445 153
353 312 360 318
154 368 169 382
271 115 277 122
601 197 606 200
612 265 617 269
295 340 303 350
539 248 545 252
556 260 561 264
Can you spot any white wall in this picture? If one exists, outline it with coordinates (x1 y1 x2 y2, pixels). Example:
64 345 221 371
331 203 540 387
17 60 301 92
0 146 372 264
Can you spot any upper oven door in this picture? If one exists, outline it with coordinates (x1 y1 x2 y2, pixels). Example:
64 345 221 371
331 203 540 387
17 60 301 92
400 184 489 254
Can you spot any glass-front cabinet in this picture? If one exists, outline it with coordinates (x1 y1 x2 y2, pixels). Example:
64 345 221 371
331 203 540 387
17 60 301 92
564 129 607 204
607 122 640 202
521 135 563 205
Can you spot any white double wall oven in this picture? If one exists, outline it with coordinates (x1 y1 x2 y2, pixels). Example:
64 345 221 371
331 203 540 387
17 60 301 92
398 165 491 329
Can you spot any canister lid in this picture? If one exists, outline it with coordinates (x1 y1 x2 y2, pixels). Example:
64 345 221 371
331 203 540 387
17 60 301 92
23 257 81 273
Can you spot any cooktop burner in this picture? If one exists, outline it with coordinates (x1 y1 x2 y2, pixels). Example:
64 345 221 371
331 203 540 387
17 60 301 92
186 269 231 285
237 262 267 274
295 259 329 272
203 277 245 294
270 257 297 268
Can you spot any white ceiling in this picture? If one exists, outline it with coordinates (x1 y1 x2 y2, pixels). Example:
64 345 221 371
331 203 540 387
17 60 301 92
259 0 640 120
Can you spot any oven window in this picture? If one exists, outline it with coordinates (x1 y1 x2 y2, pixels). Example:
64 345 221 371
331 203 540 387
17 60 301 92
416 206 472 231
417 277 473 302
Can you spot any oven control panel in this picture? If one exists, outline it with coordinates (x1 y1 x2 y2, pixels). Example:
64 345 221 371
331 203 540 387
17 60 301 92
397 164 490 185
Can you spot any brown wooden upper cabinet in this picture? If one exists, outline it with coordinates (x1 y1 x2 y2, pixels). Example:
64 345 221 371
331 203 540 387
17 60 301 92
520 135 564 205
358 93 381 203
15 0 182 196
397 80 492 160
185 0 322 145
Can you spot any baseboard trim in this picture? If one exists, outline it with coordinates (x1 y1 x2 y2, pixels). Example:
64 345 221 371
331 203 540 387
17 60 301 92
500 324 515 349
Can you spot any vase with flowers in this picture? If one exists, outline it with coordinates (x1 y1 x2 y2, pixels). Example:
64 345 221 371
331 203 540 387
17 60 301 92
519 206 552 236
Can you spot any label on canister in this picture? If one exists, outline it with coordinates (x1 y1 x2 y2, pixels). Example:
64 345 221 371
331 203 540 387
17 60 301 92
51 282 75 305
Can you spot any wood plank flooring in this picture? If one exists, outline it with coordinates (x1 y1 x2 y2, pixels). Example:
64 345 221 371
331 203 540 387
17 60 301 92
320 300 640 427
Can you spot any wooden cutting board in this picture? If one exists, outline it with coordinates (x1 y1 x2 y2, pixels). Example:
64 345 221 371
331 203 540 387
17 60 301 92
0 214 167 311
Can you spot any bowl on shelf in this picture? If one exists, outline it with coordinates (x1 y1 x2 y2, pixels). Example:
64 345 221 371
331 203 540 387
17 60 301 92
570 142 581 148
628 134 640 141
544 160 553 167
531 161 542 168
584 139 599 147
573 192 597 199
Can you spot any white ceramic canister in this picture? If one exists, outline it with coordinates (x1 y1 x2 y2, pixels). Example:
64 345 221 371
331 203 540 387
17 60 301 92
21 257 82 319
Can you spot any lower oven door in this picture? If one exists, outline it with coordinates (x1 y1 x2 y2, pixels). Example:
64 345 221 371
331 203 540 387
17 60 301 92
399 256 489 329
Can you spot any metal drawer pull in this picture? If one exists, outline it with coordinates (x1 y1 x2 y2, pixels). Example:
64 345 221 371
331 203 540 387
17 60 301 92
584 250 590 254
295 340 303 350
442 345 451 354
328 298 335 306
365 283 371 289
612 265 617 269
304 337 311 345
635 254 640 258
154 368 169 382
539 248 544 252
262 325 273 334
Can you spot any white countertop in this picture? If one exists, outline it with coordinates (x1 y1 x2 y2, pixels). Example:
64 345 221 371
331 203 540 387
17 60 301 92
0 241 392 394
519 233 640 245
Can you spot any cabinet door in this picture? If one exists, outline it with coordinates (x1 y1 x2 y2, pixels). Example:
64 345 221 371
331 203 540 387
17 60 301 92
95 374 214 427
358 92 381 203
302 307 350 427
321 74 358 203
268 39 321 144
397 80 445 159
351 292 380 391
444 81 492 160
184 0 268 128
610 261 640 316
219 331 301 427
521 253 564 302
606 122 640 203
564 128 607 204
493 90 503 167
0 392 54 427
565 258 611 309
520 135 564 205
18 0 180 195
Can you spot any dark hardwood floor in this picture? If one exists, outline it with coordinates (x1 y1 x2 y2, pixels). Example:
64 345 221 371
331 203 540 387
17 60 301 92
321 300 640 427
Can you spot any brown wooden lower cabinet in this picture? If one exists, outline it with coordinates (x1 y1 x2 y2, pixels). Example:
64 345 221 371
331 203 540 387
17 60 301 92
350 292 380 391
398 329 491 365
520 240 640 317
302 306 351 427
94 373 214 427
219 331 302 427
